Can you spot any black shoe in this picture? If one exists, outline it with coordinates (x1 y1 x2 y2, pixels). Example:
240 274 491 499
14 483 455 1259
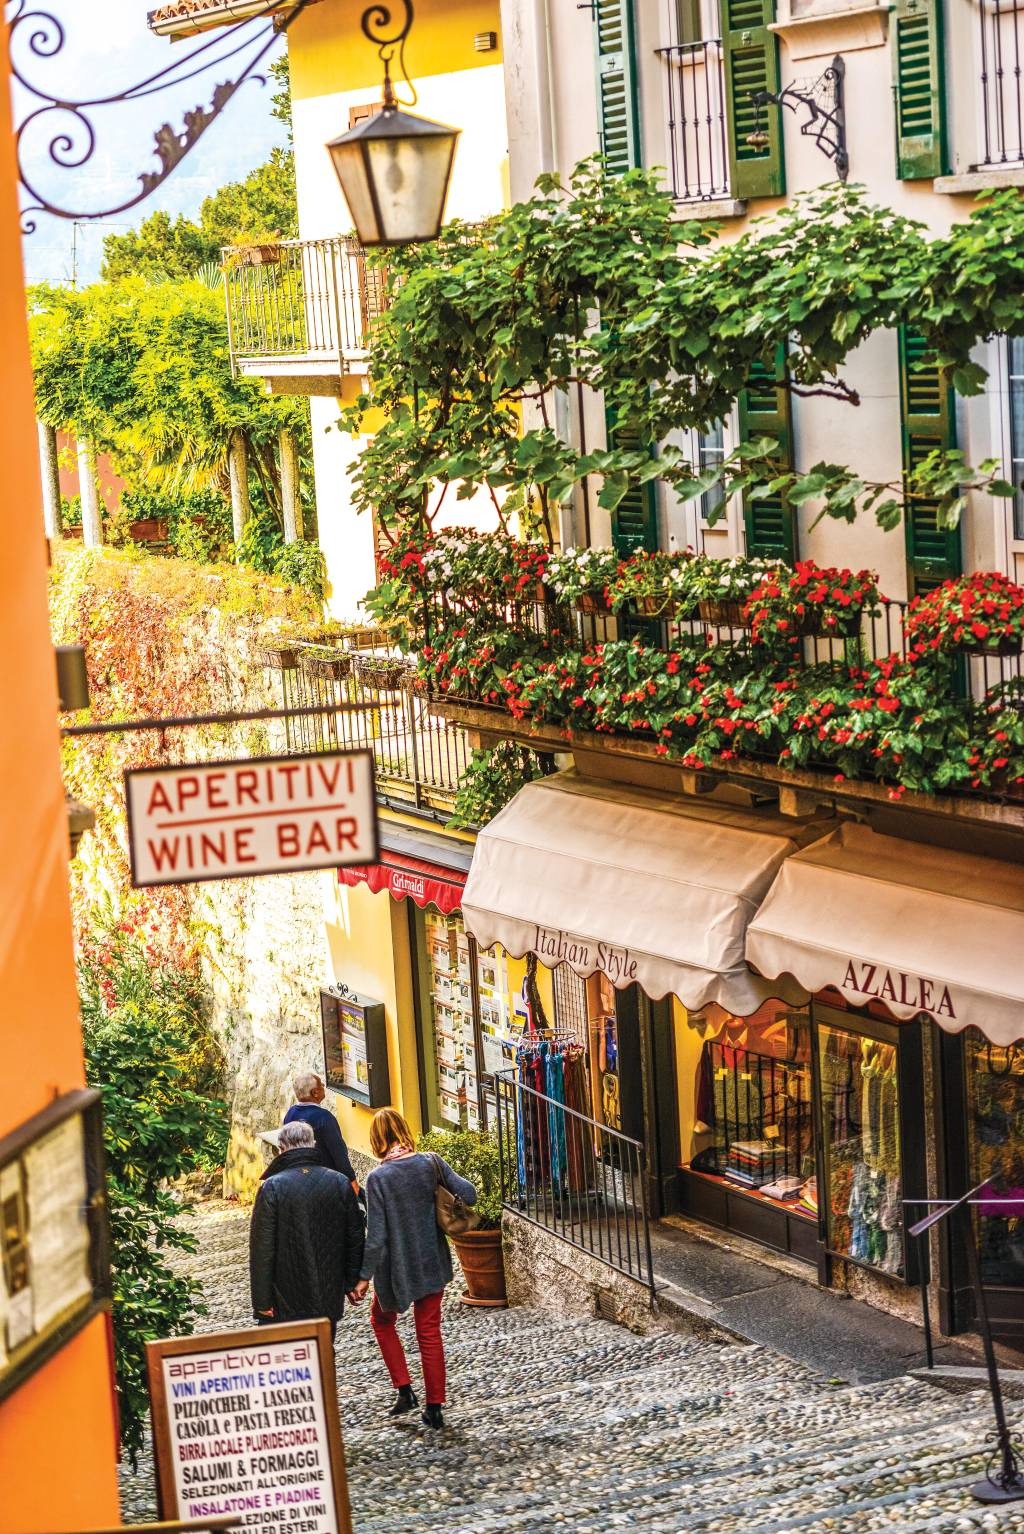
389 1385 418 1416
421 1404 445 1430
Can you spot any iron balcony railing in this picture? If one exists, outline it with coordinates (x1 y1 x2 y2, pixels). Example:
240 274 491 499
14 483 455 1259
657 40 732 202
976 0 1024 168
493 1069 655 1292
421 584 1024 709
261 643 473 820
225 237 390 375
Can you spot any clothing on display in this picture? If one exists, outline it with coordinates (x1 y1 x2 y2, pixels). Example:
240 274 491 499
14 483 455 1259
967 1034 1024 1288
515 1039 590 1195
691 1007 816 1214
817 1023 904 1277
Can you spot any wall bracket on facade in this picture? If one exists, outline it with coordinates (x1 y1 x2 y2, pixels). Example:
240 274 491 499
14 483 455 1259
750 53 849 181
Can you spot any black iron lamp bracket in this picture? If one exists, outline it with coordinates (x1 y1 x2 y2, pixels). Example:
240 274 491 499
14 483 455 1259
9 0 317 232
750 53 848 181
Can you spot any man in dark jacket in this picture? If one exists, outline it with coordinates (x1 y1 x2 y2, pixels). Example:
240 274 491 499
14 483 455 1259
284 1071 360 1192
250 1121 365 1341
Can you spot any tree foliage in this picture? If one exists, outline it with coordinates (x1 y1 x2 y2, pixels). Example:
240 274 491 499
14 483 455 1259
79 916 229 1465
343 163 1024 539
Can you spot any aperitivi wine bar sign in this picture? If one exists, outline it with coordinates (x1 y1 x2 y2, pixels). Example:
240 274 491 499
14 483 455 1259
125 750 378 887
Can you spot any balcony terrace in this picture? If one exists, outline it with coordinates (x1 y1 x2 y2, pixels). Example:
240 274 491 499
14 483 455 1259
225 236 390 396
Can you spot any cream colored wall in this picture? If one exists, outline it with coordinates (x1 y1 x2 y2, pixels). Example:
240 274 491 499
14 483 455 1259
499 0 1017 578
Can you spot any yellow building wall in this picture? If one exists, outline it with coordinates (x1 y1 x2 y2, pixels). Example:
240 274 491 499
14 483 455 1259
324 878 423 1156
289 0 502 101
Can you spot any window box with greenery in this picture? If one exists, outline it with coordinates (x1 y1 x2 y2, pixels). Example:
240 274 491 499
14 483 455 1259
418 1126 507 1306
610 549 693 616
546 547 621 613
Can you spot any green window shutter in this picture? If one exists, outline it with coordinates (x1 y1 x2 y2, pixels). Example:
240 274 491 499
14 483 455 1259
721 0 785 200
595 0 642 174
898 327 961 592
892 0 947 179
737 345 796 561
606 415 659 556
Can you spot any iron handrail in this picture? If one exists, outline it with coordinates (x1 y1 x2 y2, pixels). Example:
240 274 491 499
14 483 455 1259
493 1066 655 1294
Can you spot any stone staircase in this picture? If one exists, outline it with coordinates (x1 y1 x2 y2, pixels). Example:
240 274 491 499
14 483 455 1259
119 1203 1024 1533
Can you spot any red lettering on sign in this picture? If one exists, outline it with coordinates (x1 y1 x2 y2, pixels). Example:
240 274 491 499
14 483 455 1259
235 770 259 806
147 837 180 872
146 782 174 816
205 773 228 810
277 823 300 858
234 827 256 864
200 832 228 866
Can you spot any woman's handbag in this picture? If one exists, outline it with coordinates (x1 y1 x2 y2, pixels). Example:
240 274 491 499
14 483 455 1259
430 1153 480 1237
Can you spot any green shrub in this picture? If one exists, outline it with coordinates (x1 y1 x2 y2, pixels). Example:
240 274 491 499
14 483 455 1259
417 1126 504 1228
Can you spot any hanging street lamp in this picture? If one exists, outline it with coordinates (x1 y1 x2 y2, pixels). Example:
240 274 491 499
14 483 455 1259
325 1 460 247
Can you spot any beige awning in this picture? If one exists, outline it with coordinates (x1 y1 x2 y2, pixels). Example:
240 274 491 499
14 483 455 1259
461 773 813 1015
746 821 1024 1044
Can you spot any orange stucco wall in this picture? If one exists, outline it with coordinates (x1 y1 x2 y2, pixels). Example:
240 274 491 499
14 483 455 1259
0 35 121 1533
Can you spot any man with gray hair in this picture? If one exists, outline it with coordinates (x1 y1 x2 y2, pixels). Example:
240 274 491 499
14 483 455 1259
250 1120 364 1340
283 1069 359 1193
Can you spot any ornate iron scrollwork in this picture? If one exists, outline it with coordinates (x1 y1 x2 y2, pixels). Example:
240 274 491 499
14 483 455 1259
9 0 316 232
749 53 849 182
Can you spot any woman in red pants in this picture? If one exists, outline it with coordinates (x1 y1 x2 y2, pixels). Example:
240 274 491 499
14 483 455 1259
347 1107 477 1430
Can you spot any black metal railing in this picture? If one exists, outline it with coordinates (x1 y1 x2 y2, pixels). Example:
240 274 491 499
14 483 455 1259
976 0 1024 168
263 645 472 818
422 586 1024 707
657 40 732 202
225 236 390 374
493 1069 655 1292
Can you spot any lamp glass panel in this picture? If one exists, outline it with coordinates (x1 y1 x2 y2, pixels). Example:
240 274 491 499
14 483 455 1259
328 139 382 245
362 132 456 244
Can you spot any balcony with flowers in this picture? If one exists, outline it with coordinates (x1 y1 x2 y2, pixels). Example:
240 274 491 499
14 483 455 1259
368 530 1024 825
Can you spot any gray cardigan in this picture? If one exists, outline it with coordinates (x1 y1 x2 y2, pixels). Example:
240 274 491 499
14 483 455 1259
359 1152 477 1312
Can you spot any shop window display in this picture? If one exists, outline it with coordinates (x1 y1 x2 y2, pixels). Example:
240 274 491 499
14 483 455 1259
817 1020 904 1277
966 1033 1024 1288
689 1000 817 1217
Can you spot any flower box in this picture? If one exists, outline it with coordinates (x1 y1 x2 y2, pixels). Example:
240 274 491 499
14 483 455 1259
355 656 409 691
698 597 750 628
256 641 299 671
577 591 612 615
299 647 351 682
961 635 1023 658
632 595 679 618
791 608 864 640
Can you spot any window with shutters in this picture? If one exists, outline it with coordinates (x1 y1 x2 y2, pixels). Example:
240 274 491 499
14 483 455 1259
974 0 1024 169
737 350 796 562
657 0 783 203
595 0 642 177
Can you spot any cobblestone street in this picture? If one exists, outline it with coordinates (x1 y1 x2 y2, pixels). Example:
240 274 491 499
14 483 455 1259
115 1201 1024 1534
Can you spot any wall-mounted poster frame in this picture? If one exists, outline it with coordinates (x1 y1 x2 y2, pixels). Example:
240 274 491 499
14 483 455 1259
146 1319 352 1534
0 1086 112 1405
320 986 390 1108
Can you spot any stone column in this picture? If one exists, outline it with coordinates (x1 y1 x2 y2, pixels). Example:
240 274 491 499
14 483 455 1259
228 431 250 543
279 427 303 543
37 420 62 539
76 437 103 548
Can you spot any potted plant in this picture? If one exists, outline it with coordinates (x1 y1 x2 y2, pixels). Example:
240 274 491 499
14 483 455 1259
298 643 352 681
610 550 692 616
688 554 781 627
746 560 880 645
547 547 621 614
417 1125 507 1308
905 571 1024 658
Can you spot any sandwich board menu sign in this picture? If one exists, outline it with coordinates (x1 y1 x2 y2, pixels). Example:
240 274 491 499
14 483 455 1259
147 1320 351 1534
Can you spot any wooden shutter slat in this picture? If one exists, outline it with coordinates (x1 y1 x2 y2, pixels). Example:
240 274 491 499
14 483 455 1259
892 0 947 179
737 345 796 561
899 327 961 591
595 0 641 176
721 0 785 199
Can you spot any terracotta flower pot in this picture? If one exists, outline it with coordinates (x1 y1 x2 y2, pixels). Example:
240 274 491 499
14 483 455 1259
576 591 611 615
632 594 679 617
452 1227 507 1309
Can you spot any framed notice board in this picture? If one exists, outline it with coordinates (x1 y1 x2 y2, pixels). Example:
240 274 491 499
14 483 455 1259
0 1087 112 1404
320 986 390 1108
146 1319 352 1534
